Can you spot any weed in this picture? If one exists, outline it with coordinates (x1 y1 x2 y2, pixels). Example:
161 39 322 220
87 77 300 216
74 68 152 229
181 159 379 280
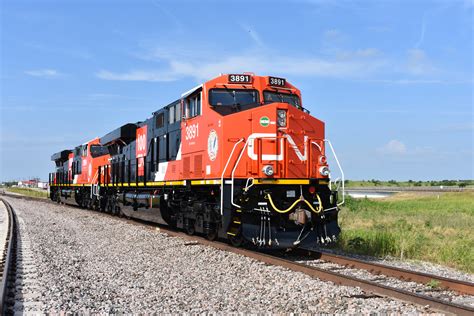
426 279 441 289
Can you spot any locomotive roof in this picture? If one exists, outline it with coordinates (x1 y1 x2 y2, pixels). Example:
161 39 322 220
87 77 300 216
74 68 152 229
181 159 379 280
100 123 137 145
51 149 72 162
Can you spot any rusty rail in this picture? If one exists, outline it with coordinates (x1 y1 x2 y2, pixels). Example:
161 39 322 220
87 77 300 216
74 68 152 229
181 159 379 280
0 198 17 314
294 249 474 296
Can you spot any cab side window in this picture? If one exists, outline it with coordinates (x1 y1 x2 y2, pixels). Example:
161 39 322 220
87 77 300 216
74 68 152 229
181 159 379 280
82 145 88 157
185 92 201 118
169 105 175 124
156 113 165 128
168 101 181 124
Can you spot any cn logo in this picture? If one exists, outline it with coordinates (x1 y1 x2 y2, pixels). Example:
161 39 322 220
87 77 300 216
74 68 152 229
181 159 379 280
136 126 148 158
247 133 308 162
137 134 146 152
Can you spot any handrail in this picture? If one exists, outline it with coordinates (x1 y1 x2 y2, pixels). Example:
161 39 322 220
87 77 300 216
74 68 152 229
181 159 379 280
324 139 345 206
230 139 251 208
220 138 244 215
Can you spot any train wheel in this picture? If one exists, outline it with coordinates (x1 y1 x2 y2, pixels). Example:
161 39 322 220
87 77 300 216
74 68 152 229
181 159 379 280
106 197 114 214
184 219 195 235
206 230 217 241
55 191 61 203
229 232 244 247
99 197 107 212
205 223 218 241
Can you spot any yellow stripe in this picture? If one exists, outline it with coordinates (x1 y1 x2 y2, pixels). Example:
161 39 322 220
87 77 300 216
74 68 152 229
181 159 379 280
233 221 241 224
190 179 221 185
227 232 236 236
253 179 310 185
166 181 185 186
147 181 165 186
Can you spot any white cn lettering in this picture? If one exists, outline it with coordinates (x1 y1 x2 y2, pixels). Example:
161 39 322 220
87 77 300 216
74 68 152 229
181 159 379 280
247 133 308 162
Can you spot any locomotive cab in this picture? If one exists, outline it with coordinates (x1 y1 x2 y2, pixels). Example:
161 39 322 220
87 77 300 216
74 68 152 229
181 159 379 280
190 74 343 247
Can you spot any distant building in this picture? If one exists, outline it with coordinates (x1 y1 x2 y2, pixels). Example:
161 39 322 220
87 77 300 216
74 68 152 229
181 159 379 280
37 182 48 189
18 179 40 188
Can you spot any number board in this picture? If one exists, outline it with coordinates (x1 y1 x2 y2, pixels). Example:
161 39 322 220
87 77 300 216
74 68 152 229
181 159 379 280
228 74 252 84
268 76 286 87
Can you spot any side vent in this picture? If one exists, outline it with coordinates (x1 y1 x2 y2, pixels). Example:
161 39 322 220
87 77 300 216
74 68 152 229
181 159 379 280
194 155 203 178
183 157 190 178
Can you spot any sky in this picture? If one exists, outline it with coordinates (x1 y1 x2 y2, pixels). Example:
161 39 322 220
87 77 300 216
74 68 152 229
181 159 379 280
0 0 473 182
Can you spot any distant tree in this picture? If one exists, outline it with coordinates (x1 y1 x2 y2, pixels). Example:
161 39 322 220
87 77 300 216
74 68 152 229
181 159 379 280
388 180 398 185
459 182 467 188
371 179 381 186
414 181 422 187
344 180 350 185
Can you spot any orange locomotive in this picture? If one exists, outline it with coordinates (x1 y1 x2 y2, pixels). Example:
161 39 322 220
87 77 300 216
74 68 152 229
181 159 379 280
50 137 110 209
50 73 345 249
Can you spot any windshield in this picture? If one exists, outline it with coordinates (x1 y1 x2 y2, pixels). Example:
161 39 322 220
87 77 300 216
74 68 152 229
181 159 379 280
209 89 260 115
263 91 301 109
90 145 109 158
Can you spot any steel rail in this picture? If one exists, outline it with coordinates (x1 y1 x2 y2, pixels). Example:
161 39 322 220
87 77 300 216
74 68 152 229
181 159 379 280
1 192 474 315
0 198 16 314
294 249 474 296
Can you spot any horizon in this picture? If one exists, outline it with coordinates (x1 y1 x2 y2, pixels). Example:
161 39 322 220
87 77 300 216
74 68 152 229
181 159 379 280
1 0 473 182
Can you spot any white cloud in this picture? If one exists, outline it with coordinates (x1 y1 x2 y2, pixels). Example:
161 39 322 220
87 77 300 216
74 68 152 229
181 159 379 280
97 30 455 84
24 69 63 78
96 70 178 82
337 48 381 59
405 49 436 75
324 29 343 40
97 52 388 82
414 13 427 49
377 140 407 155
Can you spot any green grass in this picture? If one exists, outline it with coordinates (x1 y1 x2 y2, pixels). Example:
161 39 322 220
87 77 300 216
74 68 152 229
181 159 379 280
336 192 474 273
5 187 49 199
344 179 474 188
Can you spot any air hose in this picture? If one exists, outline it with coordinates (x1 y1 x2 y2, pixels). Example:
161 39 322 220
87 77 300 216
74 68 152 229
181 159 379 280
265 193 323 214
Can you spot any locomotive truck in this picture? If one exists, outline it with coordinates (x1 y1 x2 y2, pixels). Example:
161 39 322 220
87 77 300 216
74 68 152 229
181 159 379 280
50 73 345 249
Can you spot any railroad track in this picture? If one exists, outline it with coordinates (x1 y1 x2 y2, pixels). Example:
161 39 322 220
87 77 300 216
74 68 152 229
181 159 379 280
293 249 474 295
1 192 474 315
0 198 17 314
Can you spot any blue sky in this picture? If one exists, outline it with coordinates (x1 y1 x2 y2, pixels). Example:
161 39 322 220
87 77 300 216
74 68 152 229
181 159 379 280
1 0 473 182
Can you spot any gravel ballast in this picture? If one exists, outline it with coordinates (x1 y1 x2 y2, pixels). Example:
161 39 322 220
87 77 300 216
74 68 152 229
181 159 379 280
4 197 444 313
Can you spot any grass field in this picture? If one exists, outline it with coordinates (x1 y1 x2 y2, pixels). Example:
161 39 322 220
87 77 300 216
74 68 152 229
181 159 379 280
336 192 474 273
344 179 473 188
5 187 49 199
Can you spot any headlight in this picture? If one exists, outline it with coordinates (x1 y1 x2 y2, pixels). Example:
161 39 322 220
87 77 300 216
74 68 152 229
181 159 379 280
262 165 274 176
319 155 327 164
319 166 330 177
277 110 287 127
